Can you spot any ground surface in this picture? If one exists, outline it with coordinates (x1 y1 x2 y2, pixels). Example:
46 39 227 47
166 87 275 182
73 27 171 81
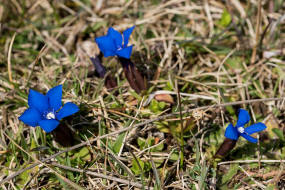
0 0 285 189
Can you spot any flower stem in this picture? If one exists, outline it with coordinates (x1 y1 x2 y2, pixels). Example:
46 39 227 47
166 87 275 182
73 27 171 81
118 57 146 94
51 123 74 147
214 138 237 158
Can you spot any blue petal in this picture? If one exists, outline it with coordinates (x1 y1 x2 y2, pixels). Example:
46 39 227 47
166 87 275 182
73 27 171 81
245 122 267 135
28 89 48 113
95 35 116 54
116 45 133 59
19 108 42 127
240 133 258 143
122 26 135 47
56 102 79 120
47 85 62 111
225 123 239 140
39 119 60 133
236 109 251 127
107 27 122 48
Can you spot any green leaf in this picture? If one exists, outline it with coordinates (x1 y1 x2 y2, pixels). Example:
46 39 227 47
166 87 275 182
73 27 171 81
113 132 126 154
18 168 30 187
170 151 179 161
195 140 200 164
165 81 174 91
219 9 231 27
131 158 144 175
272 128 285 141
137 137 146 150
74 147 90 161
156 121 170 133
129 90 141 100
222 164 239 184
91 22 106 32
147 137 154 146
226 57 243 70
158 101 166 109
153 141 164 152
30 138 37 150
149 99 160 113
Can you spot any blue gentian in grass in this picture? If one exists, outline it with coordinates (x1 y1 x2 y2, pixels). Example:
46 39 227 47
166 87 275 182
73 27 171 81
19 85 79 133
95 26 135 59
225 109 267 143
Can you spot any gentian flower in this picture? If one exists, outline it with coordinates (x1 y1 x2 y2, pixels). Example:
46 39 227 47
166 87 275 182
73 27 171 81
19 85 79 133
94 26 146 93
225 109 267 143
95 26 135 59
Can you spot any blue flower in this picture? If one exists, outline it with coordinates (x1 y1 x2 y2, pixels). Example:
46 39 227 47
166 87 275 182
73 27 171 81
225 109 267 143
19 85 79 133
95 26 135 59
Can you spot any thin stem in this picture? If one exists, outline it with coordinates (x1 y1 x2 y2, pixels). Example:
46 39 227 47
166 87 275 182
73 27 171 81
218 159 285 165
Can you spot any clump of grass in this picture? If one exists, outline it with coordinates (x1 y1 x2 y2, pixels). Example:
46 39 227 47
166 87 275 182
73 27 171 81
0 0 285 189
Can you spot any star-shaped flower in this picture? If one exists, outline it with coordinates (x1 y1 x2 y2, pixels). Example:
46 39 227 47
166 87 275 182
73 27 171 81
95 26 135 59
19 85 79 133
225 109 267 143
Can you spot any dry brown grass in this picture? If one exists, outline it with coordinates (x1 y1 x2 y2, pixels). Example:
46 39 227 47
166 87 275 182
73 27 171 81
0 0 285 189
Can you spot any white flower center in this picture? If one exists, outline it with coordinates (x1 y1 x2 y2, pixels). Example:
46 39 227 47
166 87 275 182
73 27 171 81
46 112 55 120
237 127 245 133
